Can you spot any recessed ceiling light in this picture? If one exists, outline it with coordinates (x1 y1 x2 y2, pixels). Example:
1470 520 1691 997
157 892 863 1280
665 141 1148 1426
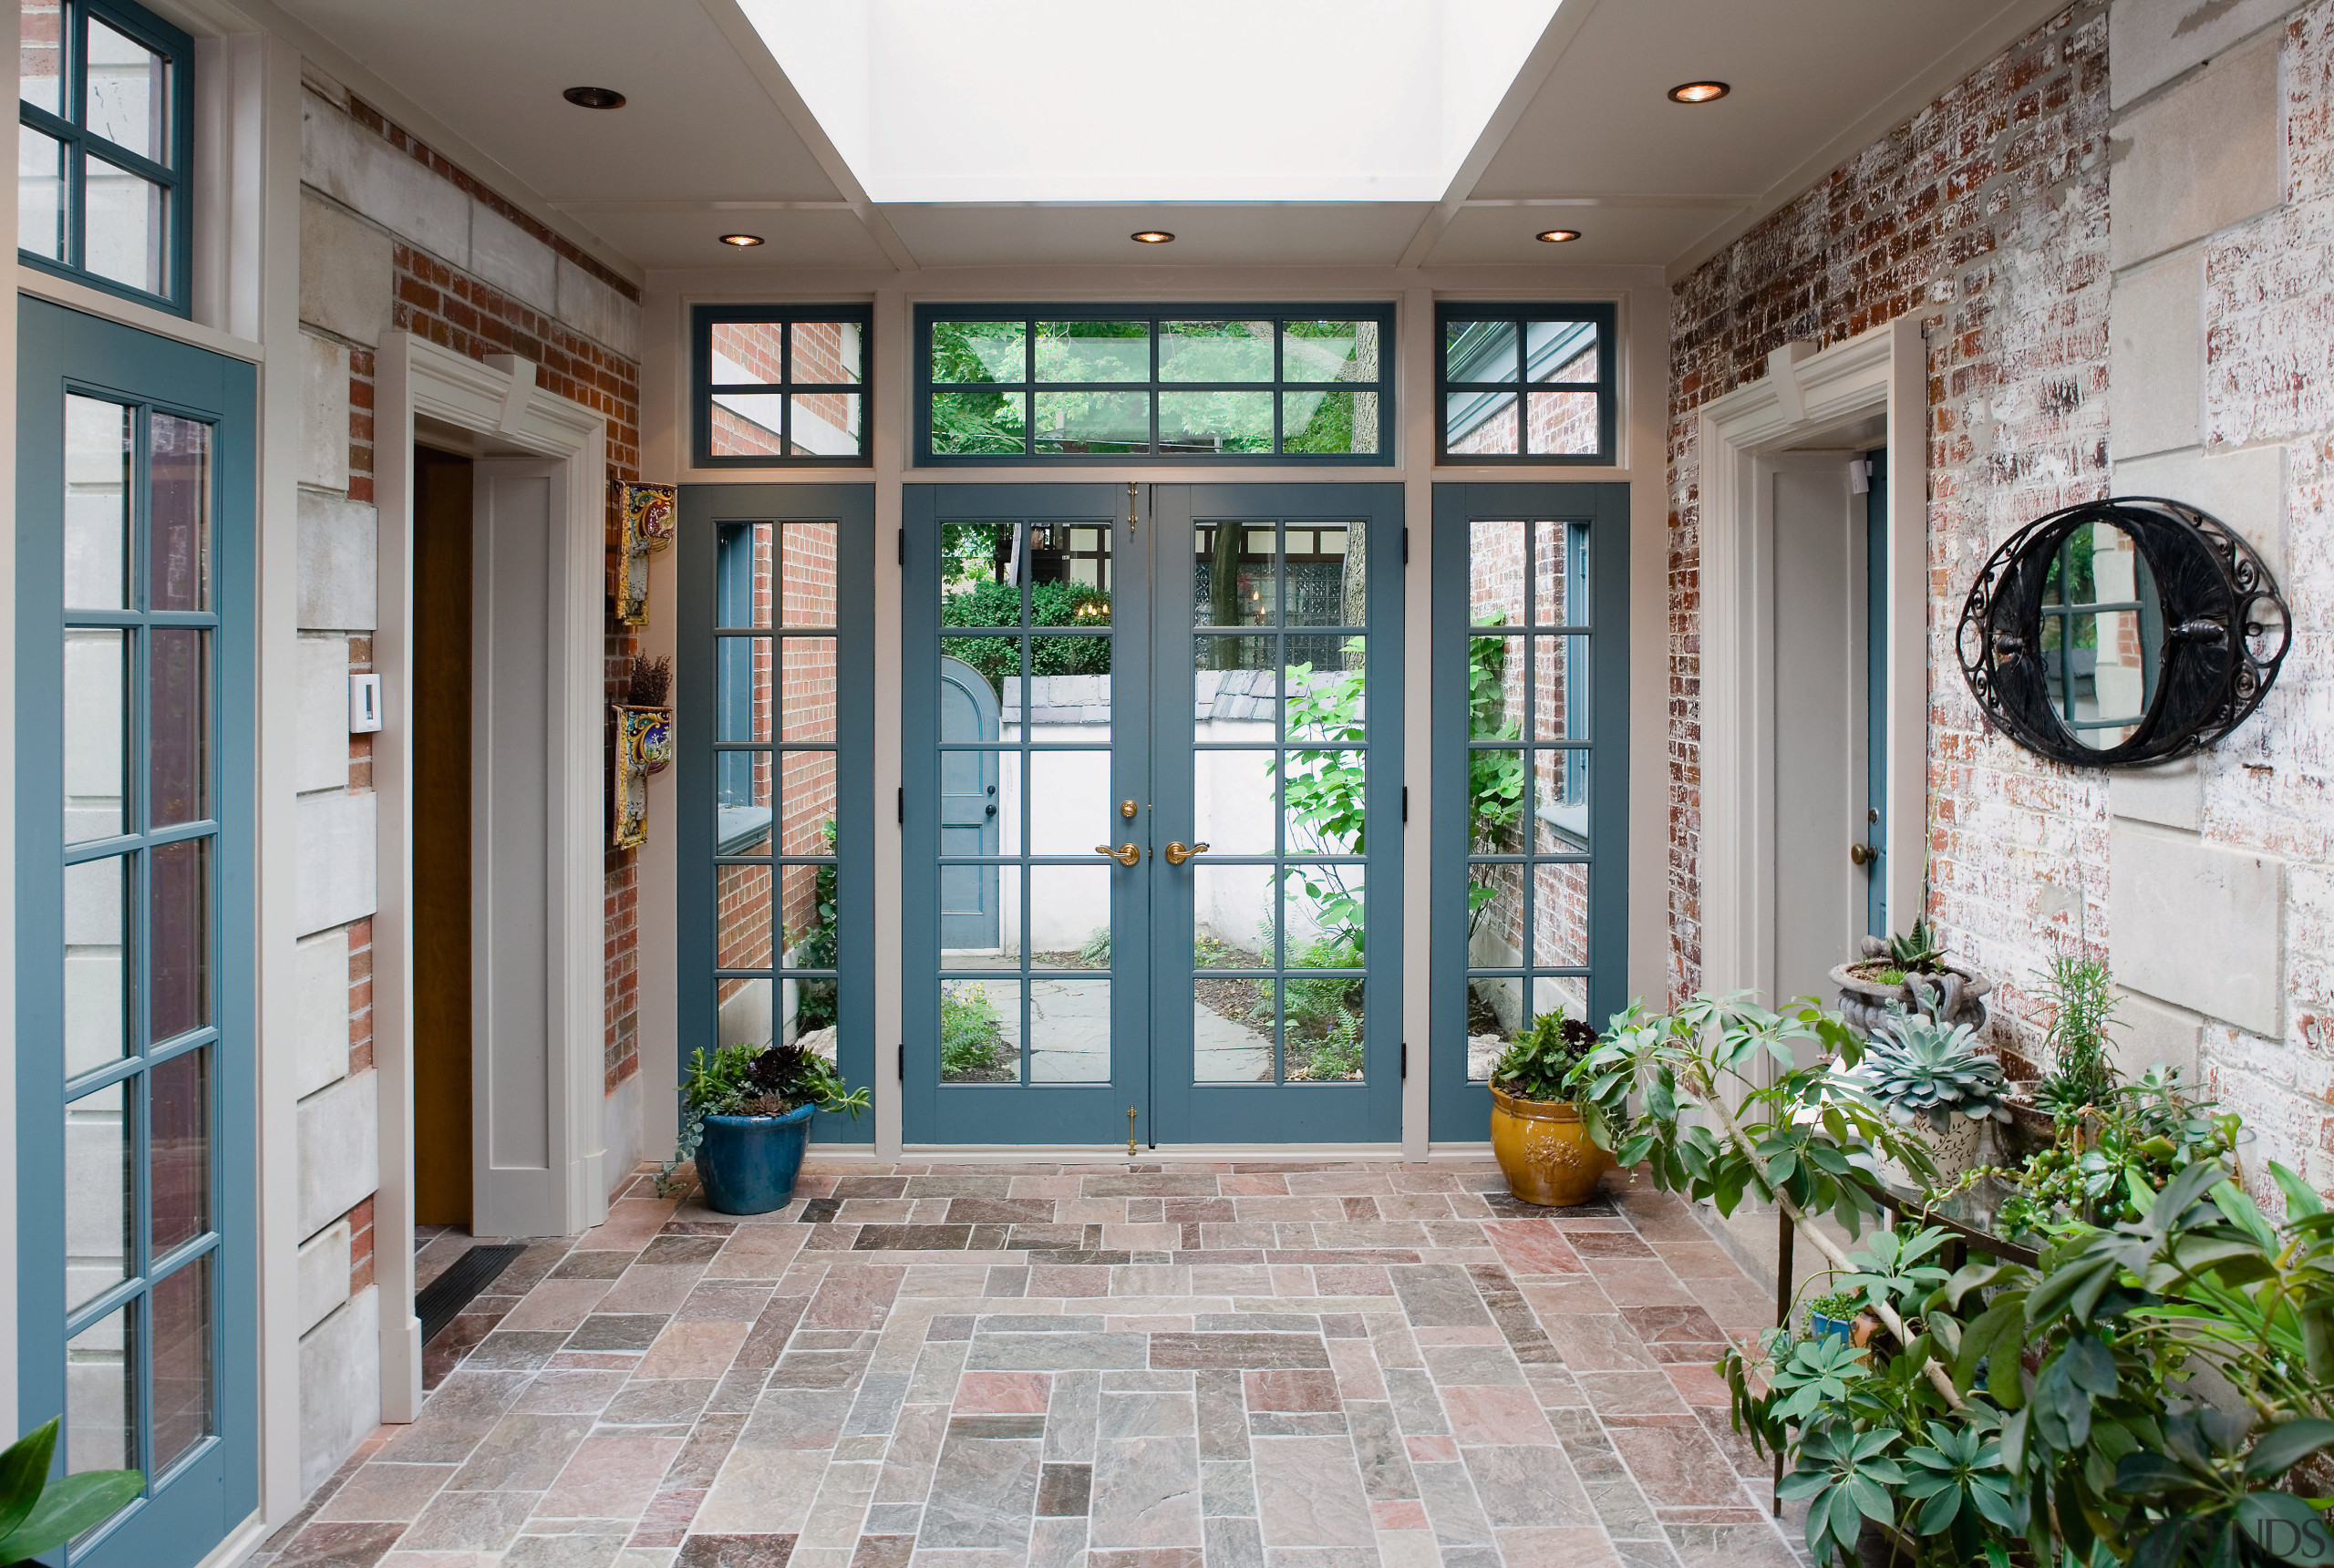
1130 231 1175 244
718 233 765 248
1667 80 1730 104
563 86 626 109
1535 229 1582 243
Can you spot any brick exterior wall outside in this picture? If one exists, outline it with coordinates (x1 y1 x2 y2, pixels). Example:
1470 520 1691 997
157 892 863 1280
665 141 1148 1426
1667 3 2113 1009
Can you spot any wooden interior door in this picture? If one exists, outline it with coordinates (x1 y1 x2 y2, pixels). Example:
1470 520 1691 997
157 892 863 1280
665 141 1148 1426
412 448 473 1225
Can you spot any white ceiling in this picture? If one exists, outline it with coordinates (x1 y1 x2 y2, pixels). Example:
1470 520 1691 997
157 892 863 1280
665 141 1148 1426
274 0 2067 280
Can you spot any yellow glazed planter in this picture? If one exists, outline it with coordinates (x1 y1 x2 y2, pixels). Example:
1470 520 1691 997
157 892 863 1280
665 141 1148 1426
1490 1086 1613 1207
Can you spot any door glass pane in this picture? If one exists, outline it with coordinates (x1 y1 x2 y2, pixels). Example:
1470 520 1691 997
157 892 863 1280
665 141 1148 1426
150 1253 212 1474
65 627 128 844
149 628 208 827
780 637 838 740
778 862 830 968
84 155 167 294
1194 525 1275 628
1447 319 1518 381
1534 751 1588 853
1028 864 1110 967
717 976 773 1053
66 396 130 608
718 524 773 627
85 18 167 162
1020 636 1110 743
780 521 839 625
1469 521 1525 627
1468 975 1523 1081
790 392 862 458
709 391 786 458
66 1301 137 1475
1193 988 1271 1084
717 750 772 853
941 977 1017 1082
1533 861 1590 967
1193 749 1275 854
1533 519 1584 625
716 861 771 970
18 124 66 259
1282 749 1364 853
1530 635 1584 741
1034 322 1149 382
790 321 862 384
1028 977 1109 1083
1283 864 1363 969
779 750 838 854
1026 750 1110 853
148 836 209 1042
66 1079 132 1314
149 412 209 611
1470 638 1521 738
1286 976 1364 1083
716 637 770 742
150 1045 209 1253
65 855 130 1078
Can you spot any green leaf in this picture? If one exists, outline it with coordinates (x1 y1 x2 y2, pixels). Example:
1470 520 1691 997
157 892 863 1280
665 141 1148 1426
2243 1418 2334 1482
2235 1491 2329 1565
0 1418 59 1545
0 1469 142 1562
1917 1485 1963 1534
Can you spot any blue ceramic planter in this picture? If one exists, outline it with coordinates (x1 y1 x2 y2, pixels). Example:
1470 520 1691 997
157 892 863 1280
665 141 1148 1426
1808 1310 1856 1343
695 1102 815 1214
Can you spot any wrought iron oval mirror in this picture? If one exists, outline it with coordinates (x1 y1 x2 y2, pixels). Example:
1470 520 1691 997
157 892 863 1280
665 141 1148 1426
1957 497 2289 767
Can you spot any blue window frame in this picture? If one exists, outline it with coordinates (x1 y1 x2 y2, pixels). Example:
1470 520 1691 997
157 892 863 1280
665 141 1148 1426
17 0 195 315
1437 303 1616 465
677 486 875 1144
692 304 873 469
915 304 1396 465
1431 483 1628 1140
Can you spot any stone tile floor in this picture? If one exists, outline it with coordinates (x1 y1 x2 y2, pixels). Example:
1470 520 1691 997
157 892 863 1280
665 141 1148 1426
254 1160 1806 1568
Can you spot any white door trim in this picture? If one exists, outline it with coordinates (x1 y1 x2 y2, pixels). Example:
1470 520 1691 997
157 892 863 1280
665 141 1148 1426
372 330 608 1420
1696 313 1930 1002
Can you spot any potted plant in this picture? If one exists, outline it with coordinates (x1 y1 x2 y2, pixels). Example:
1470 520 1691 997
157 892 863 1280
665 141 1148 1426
611 655 674 851
2001 954 2120 1160
1832 917 1991 1036
658 1040 868 1213
0 1418 141 1562
1848 987 2014 1189
1995 1067 2248 1239
1487 1008 1615 1207
1803 1285 1868 1345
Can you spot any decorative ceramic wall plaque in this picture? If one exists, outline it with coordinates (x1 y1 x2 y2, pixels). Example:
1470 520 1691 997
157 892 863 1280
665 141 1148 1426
611 703 674 849
1957 497 2289 767
615 481 677 625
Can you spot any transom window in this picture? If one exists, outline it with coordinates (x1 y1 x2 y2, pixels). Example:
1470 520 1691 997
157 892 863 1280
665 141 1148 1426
693 304 873 467
1438 303 1616 464
915 304 1395 464
17 0 192 312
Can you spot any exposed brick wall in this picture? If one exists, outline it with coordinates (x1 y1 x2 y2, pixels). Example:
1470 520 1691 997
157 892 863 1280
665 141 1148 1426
1667 4 2112 1008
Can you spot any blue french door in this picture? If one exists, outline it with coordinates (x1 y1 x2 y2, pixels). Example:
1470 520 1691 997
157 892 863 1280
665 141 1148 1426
902 483 1403 1146
1430 484 1627 1140
15 298 256 1564
676 485 875 1144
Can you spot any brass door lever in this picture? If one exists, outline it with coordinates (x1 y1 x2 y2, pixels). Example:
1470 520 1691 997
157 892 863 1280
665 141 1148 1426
1095 842 1141 867
1162 841 1210 866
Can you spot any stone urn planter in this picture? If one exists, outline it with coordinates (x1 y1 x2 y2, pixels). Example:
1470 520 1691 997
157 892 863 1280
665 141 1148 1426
1489 1086 1613 1207
1831 936 1991 1037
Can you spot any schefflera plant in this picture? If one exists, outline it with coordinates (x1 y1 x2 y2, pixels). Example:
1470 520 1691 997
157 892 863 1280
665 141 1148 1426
1565 993 2334 1568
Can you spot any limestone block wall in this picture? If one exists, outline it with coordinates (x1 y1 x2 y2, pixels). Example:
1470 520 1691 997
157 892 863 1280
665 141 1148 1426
1666 0 2334 1201
291 60 645 1487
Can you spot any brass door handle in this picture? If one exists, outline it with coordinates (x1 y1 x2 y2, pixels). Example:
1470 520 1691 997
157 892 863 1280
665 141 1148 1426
1162 841 1210 867
1095 842 1141 867
1850 842 1875 867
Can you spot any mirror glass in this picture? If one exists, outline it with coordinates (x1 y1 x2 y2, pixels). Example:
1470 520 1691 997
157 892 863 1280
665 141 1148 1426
2039 521 2161 750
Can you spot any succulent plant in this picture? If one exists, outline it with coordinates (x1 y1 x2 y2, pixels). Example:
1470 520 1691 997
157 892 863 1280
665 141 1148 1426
1885 916 1947 974
1491 1007 1602 1103
1854 983 2012 1132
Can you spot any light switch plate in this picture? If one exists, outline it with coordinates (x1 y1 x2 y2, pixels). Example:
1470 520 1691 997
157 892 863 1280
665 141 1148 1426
349 673 383 733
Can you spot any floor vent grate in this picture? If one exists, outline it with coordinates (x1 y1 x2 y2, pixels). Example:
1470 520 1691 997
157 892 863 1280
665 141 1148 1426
416 1243 527 1345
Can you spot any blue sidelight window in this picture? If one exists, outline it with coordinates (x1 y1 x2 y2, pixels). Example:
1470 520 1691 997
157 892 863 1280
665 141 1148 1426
17 0 195 313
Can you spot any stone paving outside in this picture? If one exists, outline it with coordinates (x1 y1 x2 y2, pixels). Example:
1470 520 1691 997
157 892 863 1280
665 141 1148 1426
254 1160 1806 1568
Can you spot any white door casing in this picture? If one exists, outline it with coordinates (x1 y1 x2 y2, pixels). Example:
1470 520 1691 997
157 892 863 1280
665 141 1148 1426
373 332 608 1419
1695 315 1929 1006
